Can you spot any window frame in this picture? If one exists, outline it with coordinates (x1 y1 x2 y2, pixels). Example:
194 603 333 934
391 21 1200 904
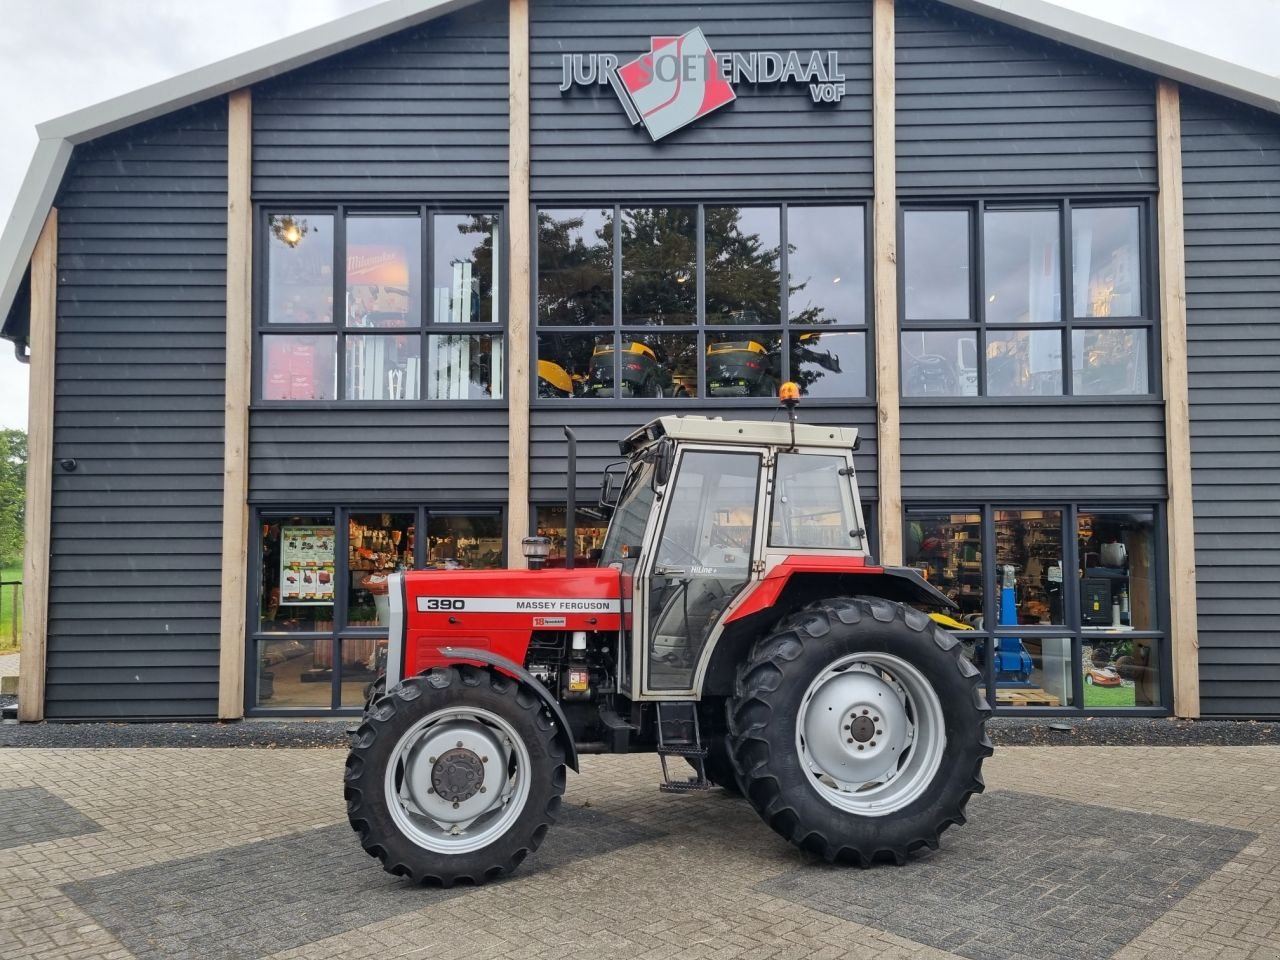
902 500 1171 716
253 203 508 408
898 197 1159 403
245 502 506 716
532 200 875 406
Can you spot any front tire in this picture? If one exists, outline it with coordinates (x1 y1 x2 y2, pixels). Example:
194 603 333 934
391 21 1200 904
728 597 991 865
345 665 566 886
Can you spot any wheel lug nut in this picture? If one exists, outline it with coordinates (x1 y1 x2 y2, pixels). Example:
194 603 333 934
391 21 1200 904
428 757 436 763
857 745 864 751
452 801 459 809
480 786 487 793
482 756 489 763
870 741 877 747
847 738 853 744
427 788 434 795
456 741 463 748
861 709 869 715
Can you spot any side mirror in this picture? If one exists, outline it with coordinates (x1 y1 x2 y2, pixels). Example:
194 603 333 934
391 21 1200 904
653 439 675 488
598 461 626 515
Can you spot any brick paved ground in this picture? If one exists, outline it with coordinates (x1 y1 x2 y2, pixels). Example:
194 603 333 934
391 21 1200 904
0 745 1276 960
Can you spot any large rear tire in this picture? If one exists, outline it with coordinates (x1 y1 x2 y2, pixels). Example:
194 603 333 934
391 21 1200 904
345 665 566 886
728 596 991 865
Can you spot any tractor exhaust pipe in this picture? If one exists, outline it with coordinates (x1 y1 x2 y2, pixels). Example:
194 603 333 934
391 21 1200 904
563 426 577 570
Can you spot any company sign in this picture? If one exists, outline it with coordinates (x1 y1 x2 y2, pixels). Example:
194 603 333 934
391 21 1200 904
559 26 847 140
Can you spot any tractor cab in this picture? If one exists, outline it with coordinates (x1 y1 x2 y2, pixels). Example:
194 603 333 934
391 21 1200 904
598 415 873 698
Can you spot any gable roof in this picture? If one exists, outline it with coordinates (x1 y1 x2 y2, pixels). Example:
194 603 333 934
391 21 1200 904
3 0 1280 353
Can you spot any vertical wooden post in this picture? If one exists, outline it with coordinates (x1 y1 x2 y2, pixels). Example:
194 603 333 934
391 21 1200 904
218 89 253 719
873 0 903 565
17 208 57 722
506 0 532 567
1155 78 1200 718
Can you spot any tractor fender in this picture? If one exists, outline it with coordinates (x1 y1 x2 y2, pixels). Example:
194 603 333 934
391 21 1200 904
438 646 580 772
725 558 957 624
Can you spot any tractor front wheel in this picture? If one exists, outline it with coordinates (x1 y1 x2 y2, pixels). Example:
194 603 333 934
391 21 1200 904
728 596 991 864
345 665 566 886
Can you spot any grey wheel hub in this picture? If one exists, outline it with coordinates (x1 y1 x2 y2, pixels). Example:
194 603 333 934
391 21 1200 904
431 747 486 804
796 652 946 817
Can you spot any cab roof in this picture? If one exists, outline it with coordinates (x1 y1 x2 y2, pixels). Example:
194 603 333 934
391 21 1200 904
620 415 858 455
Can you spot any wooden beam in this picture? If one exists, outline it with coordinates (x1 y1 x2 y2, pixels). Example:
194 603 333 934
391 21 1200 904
1155 78 1200 718
873 0 903 565
506 0 531 567
218 89 252 719
17 208 57 722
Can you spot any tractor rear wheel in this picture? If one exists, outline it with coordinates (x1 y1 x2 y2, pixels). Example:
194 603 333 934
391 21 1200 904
345 665 566 886
728 596 991 865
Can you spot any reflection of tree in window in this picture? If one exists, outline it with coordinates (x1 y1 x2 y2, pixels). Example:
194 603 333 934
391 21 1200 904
537 209 613 326
704 207 781 325
621 207 697 325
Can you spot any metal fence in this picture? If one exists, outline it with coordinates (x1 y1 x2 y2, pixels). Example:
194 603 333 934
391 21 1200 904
1 579 20 648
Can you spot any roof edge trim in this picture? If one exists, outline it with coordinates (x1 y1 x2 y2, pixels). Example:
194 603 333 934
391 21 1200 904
938 0 1280 114
0 140 72 346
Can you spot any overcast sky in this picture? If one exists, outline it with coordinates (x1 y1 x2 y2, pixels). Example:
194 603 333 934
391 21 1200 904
1 0 1277 431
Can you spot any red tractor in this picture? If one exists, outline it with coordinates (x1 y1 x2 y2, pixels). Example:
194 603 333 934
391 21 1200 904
346 392 992 886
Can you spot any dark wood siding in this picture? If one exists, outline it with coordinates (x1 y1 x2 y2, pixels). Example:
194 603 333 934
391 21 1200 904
252 1 508 200
895 0 1157 196
530 0 873 200
530 405 878 504
1182 90 1280 717
48 102 228 719
900 403 1166 502
249 407 509 503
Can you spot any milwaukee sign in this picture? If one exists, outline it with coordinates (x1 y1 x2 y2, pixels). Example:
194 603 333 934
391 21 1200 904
559 27 847 141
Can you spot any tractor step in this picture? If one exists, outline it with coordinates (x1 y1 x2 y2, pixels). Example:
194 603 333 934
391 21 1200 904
659 778 716 794
655 702 713 792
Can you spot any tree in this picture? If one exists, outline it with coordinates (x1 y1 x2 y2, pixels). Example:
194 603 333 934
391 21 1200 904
0 429 26 567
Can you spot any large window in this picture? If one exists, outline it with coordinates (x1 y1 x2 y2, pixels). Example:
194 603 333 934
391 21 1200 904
536 204 869 401
252 505 503 713
259 209 503 403
904 504 1164 712
900 201 1152 399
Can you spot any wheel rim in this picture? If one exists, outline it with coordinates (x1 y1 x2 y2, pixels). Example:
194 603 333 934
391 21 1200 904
794 652 947 817
384 706 532 854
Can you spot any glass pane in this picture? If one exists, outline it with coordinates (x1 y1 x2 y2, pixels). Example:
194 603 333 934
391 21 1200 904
996 637 1073 708
789 205 865 325
903 210 970 320
706 331 781 398
901 330 978 397
537 208 614 326
340 638 385 707
262 334 337 400
347 512 415 625
258 516 337 633
1085 637 1160 707
267 214 334 324
790 331 866 398
705 206 781 325
257 638 333 708
535 506 609 565
434 214 499 323
621 207 697 325
425 333 503 400
346 216 421 328
994 509 1065 626
345 334 420 401
1072 328 1149 395
427 514 503 569
984 208 1061 324
631 333 697 398
987 329 1062 396
904 512 983 620
537 332 611 398
771 453 860 549
1073 206 1141 318
648 451 760 691
1078 510 1157 631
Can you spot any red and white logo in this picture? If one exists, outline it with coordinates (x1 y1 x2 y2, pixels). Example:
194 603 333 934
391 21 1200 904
614 28 736 140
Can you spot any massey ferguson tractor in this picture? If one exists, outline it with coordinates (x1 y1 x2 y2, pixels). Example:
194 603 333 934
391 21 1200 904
346 387 993 886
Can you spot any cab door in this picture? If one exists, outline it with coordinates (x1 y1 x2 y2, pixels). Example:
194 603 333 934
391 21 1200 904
638 448 764 695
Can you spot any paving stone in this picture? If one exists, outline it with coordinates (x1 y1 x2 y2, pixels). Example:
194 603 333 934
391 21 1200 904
60 804 659 960
758 789 1256 960
0 786 103 851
